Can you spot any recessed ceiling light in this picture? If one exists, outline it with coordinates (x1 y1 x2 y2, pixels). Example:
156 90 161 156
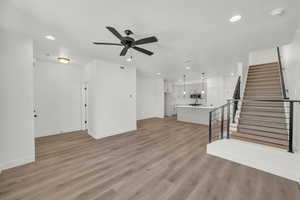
45 35 55 40
270 8 285 16
156 72 161 76
230 15 242 23
185 66 191 70
57 57 71 64
126 56 132 62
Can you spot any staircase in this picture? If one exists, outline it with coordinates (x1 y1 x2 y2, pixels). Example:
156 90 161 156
231 62 289 149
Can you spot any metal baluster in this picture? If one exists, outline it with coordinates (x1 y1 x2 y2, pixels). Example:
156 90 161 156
227 102 230 139
288 102 294 153
209 111 212 143
221 106 224 139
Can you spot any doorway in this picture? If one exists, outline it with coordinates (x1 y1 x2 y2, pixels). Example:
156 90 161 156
82 82 88 130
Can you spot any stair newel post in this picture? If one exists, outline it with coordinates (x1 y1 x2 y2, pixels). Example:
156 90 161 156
288 101 294 153
221 106 224 139
227 100 231 139
209 111 212 143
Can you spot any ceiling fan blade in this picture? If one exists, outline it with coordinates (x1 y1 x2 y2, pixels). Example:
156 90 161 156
106 26 123 41
134 36 158 45
132 46 153 56
93 42 122 46
120 47 129 56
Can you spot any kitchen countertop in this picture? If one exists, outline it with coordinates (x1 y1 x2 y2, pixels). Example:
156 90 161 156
176 105 215 109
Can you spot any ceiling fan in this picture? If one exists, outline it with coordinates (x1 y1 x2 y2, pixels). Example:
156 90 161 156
93 26 158 56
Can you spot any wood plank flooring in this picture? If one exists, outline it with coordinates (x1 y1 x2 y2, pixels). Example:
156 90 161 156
0 117 299 200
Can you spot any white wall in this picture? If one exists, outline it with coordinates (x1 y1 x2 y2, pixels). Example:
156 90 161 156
34 61 84 137
0 30 35 171
281 25 300 153
136 75 164 120
87 60 137 139
249 48 278 65
207 76 225 107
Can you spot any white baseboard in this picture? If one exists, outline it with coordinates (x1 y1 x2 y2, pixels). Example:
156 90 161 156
90 128 137 140
1 154 35 171
35 128 82 138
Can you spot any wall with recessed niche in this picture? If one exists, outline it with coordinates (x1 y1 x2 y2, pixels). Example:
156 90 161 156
174 83 207 105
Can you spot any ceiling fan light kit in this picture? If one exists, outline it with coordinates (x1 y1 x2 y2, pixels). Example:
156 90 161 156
93 26 158 56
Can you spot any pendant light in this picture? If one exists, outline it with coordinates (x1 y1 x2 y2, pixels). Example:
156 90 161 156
183 74 186 96
201 73 205 95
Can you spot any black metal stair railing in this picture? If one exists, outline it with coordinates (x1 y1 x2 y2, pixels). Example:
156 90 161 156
232 76 241 123
277 46 289 99
208 98 300 153
208 102 231 143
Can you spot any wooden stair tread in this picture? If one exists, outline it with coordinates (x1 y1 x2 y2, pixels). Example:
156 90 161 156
249 66 279 70
249 62 278 68
240 111 286 118
246 84 281 90
242 101 284 107
243 96 283 100
246 82 281 87
248 70 279 75
239 119 287 129
247 73 279 77
232 132 288 145
247 77 280 81
239 115 287 123
238 124 288 135
231 132 288 149
248 68 279 73
244 93 282 97
245 88 282 92
241 106 286 113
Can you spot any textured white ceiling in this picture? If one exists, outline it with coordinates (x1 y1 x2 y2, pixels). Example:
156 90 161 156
1 0 300 81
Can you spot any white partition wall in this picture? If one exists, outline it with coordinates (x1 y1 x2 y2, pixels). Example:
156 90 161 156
33 61 84 137
87 60 137 139
0 31 35 171
281 26 300 153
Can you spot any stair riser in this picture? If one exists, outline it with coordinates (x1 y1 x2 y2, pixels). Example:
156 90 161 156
247 78 280 83
240 111 286 118
231 135 287 149
248 70 279 75
249 63 278 68
242 97 284 100
239 115 287 124
249 66 279 70
247 80 281 84
238 128 288 139
239 124 288 135
248 69 279 74
247 73 279 78
241 107 285 112
245 89 282 93
244 92 282 96
239 120 287 129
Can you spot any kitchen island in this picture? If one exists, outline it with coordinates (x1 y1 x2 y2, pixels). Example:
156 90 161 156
176 105 214 125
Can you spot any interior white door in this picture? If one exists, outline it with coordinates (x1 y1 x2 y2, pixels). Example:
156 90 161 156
82 82 88 130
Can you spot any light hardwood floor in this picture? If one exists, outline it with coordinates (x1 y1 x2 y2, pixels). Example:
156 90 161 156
0 117 299 200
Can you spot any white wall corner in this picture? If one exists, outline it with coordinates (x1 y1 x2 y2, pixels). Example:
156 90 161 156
1 154 35 171
249 48 278 66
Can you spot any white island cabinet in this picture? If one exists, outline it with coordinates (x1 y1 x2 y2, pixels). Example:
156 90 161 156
176 105 214 125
